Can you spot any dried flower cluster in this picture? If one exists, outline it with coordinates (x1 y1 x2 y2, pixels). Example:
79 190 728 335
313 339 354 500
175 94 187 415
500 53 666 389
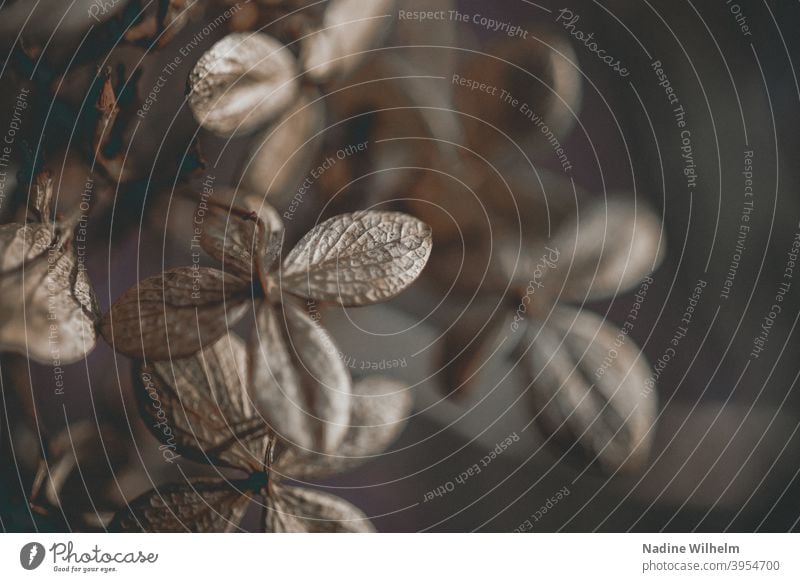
0 0 668 533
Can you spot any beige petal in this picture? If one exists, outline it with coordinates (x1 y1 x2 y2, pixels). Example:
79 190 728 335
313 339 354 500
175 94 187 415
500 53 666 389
136 333 272 472
100 267 250 360
110 479 252 532
277 376 413 479
189 33 299 137
248 300 351 454
266 483 374 532
0 223 55 272
282 211 432 306
548 196 664 302
241 91 325 204
301 0 394 83
0 243 99 364
520 306 656 473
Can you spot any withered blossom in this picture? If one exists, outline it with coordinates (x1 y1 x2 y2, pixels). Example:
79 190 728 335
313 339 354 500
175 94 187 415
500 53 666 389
112 332 412 532
0 172 100 364
102 198 431 453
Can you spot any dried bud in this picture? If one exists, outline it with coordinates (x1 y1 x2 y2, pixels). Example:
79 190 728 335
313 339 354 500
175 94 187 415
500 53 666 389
189 33 299 137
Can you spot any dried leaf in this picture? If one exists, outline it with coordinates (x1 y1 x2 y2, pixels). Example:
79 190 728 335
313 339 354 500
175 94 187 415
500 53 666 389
266 483 374 532
248 300 351 454
547 197 664 302
135 333 272 472
111 479 252 532
301 0 394 83
0 241 99 364
189 33 299 137
519 306 656 472
276 376 413 478
101 267 250 360
282 211 432 306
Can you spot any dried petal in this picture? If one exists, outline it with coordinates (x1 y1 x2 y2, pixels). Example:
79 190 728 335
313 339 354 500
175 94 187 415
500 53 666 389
241 91 326 203
282 211 432 306
200 201 284 280
301 0 394 83
266 483 374 532
30 171 54 222
248 300 351 454
135 333 271 472
189 33 299 137
101 267 250 360
519 306 656 472
0 223 55 271
277 376 413 479
548 197 664 302
110 479 252 532
0 242 99 364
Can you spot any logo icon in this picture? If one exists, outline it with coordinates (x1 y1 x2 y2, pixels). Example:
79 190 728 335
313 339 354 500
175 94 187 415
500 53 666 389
20 542 45 570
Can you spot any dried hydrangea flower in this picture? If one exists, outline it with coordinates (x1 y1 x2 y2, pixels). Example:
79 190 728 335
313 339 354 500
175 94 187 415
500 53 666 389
101 199 431 453
112 333 412 532
188 32 300 137
444 180 665 473
0 172 100 364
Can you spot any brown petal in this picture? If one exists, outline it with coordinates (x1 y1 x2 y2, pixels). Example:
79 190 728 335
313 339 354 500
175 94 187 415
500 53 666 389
282 211 432 306
110 479 252 532
520 306 656 473
200 200 284 280
248 300 351 454
189 33 299 137
135 333 272 472
266 483 374 532
301 0 394 83
101 267 250 360
548 196 664 302
276 376 413 479
455 30 581 156
0 244 99 364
